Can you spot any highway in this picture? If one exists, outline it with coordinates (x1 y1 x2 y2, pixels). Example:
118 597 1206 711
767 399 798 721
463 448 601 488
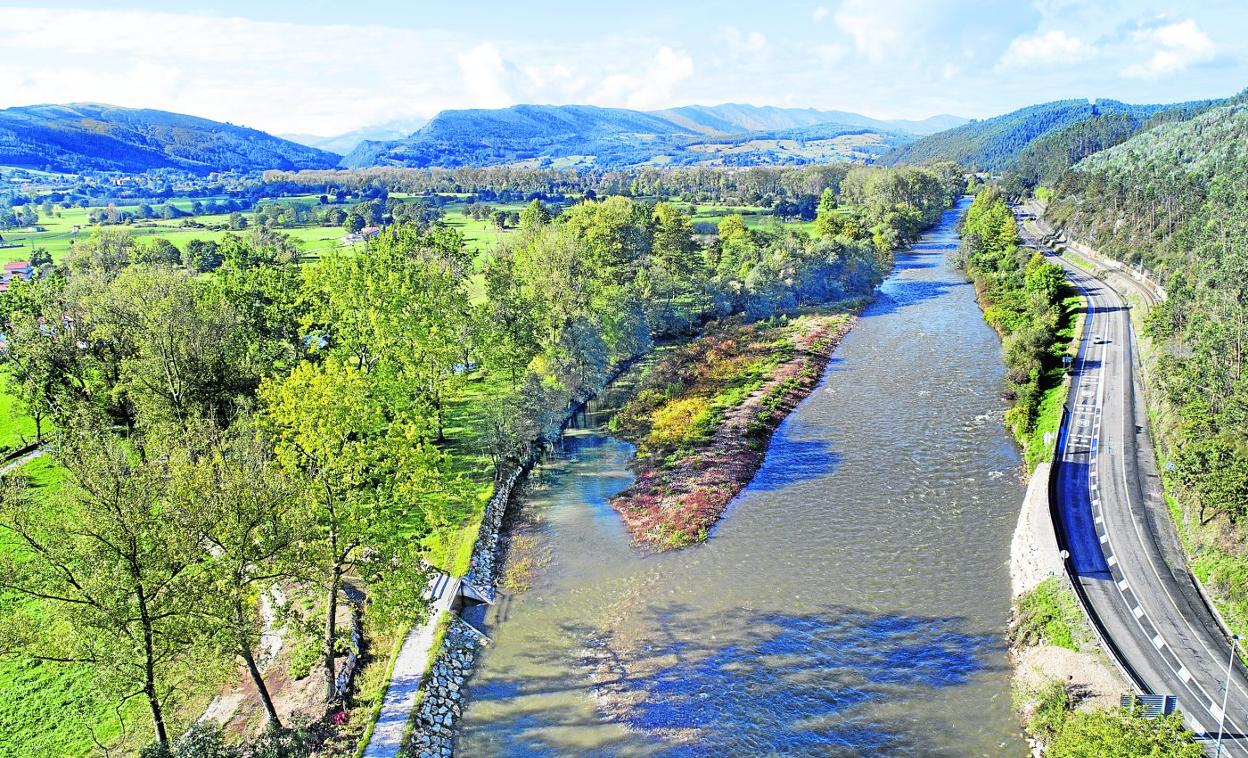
1022 215 1248 755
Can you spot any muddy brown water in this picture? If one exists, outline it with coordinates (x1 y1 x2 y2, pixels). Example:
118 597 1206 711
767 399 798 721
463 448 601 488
456 198 1027 757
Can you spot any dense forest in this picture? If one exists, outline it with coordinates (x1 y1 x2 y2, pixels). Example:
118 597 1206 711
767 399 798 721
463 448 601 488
883 98 1220 173
0 162 961 754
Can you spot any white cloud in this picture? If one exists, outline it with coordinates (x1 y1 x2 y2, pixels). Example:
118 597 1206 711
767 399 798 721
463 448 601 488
598 47 695 110
719 27 769 58
813 6 830 23
458 43 512 108
833 0 903 64
999 30 1097 68
1124 19 1216 78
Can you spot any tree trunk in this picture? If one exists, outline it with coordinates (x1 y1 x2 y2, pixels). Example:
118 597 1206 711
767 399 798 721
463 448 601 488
236 597 282 727
241 643 282 728
324 573 340 703
137 584 168 746
146 683 168 747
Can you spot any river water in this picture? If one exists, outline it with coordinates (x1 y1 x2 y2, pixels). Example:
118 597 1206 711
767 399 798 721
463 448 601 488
456 198 1027 757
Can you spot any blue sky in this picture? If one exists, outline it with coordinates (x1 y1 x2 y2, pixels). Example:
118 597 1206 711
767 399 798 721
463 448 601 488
1 1 1245 136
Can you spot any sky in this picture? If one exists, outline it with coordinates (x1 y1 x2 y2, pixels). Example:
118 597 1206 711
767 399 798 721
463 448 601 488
1 0 1245 137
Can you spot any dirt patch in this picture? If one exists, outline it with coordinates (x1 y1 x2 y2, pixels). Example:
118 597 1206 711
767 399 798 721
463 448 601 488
1013 644 1126 714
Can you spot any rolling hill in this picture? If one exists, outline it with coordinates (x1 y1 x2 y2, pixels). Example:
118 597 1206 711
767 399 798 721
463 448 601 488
879 99 1215 172
340 103 952 169
0 103 341 174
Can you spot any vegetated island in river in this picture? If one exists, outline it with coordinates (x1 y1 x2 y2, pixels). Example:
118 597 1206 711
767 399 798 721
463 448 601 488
608 306 859 549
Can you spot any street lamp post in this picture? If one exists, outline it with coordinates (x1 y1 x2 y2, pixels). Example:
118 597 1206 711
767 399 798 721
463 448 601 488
1216 634 1240 758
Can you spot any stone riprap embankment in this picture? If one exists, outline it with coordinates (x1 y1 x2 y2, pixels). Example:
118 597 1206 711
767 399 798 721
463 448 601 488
405 619 482 758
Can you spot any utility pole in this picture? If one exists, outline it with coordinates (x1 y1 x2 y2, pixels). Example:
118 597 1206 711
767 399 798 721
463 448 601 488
1216 634 1240 758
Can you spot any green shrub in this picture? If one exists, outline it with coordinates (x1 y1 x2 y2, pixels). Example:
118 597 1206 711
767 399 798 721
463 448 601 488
1026 679 1073 742
1014 577 1084 651
288 637 322 681
1049 708 1202 757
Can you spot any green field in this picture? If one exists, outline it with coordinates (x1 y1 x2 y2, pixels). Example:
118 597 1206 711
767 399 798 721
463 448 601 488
0 196 536 266
0 372 39 456
0 202 348 263
688 203 817 235
0 455 141 758
1 196 820 268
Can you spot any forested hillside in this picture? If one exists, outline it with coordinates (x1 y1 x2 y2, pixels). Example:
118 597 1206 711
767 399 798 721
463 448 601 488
882 99 1206 172
1044 101 1248 632
0 103 340 173
341 103 917 169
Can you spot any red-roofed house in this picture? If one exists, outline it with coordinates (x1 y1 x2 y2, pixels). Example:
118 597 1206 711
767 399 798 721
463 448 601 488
0 260 33 294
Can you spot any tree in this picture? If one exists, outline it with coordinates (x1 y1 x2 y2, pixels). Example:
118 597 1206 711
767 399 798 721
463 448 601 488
0 425 216 749
259 360 442 701
228 212 248 231
519 199 551 229
301 230 469 440
172 422 307 727
342 213 365 234
133 238 182 267
68 227 134 275
80 267 255 427
184 239 223 273
29 248 52 268
814 188 843 239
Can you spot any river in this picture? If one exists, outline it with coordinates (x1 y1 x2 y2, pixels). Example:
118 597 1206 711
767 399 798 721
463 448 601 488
456 197 1027 757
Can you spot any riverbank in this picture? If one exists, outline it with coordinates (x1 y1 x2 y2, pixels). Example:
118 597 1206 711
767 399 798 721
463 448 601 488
1007 462 1129 754
607 307 859 549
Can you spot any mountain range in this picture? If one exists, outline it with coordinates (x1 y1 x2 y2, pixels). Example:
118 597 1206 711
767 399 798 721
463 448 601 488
281 117 429 157
11 95 1229 177
339 103 967 170
0 103 339 174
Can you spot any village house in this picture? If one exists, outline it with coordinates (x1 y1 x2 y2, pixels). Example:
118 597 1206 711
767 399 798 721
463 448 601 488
0 259 34 294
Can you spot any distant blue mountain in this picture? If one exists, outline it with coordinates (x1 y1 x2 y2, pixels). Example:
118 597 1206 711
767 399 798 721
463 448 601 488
0 103 341 173
282 117 429 156
654 104 965 136
340 103 956 169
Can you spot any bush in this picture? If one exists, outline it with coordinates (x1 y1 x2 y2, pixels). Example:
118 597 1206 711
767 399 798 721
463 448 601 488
1048 709 1202 758
288 636 322 681
645 396 716 449
1025 679 1073 742
1013 577 1084 651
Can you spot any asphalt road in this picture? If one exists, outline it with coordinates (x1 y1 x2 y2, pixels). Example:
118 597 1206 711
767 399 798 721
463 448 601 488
1026 220 1248 754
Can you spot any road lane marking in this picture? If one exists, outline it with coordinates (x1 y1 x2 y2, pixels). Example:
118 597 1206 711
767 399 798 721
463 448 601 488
1057 252 1248 750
